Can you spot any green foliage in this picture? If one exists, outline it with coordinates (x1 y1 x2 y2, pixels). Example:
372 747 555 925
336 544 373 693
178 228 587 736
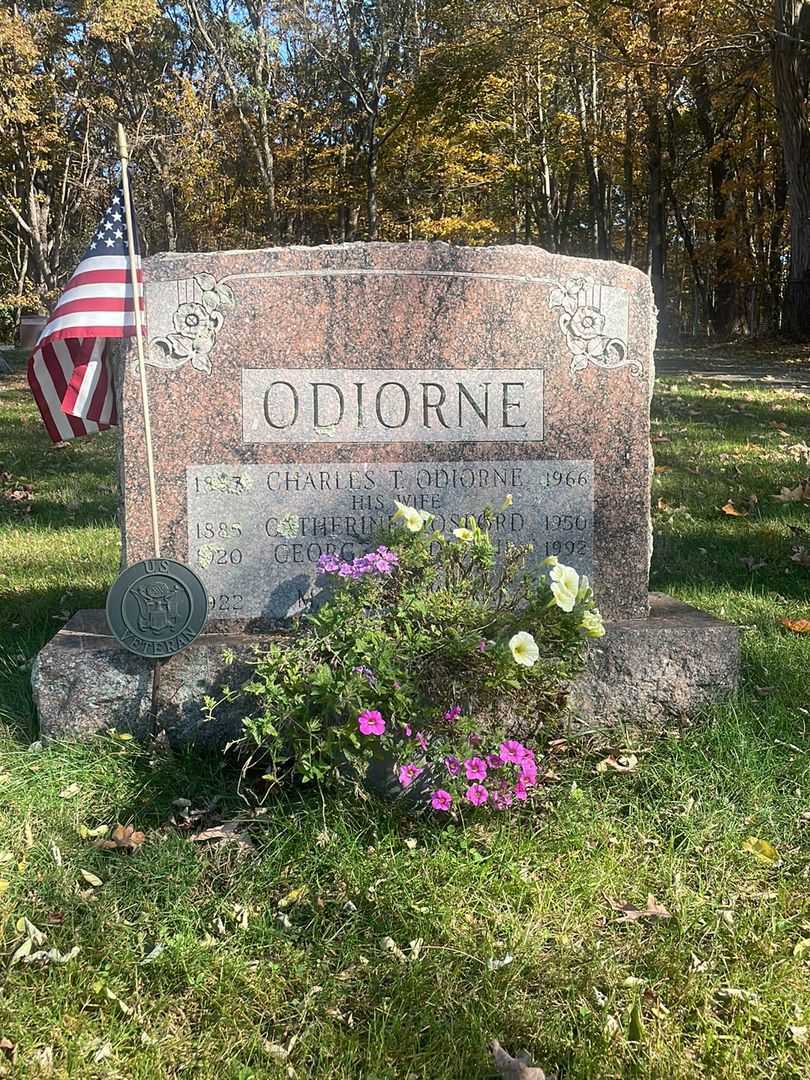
217 509 601 805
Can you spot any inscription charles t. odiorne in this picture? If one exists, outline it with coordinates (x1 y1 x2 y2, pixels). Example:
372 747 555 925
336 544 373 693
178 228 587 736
241 367 543 444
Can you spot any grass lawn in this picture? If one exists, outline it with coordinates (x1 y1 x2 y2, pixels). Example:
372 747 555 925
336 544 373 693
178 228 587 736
0 348 809 1078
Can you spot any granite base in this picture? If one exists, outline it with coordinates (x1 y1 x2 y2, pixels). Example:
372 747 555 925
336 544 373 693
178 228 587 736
31 594 739 747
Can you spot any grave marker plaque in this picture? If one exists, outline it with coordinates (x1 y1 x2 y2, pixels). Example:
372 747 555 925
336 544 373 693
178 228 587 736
118 243 656 624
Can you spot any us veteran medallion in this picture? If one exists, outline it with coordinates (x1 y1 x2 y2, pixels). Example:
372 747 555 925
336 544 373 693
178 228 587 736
106 559 208 658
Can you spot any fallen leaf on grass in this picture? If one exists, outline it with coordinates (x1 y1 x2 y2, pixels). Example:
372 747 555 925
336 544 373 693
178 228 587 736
489 1040 545 1080
9 939 32 965
793 938 810 958
264 1041 290 1064
782 618 810 634
604 1015 621 1039
59 783 80 799
381 936 408 963
596 753 638 774
0 1039 15 1063
189 820 254 852
716 986 759 1004
739 556 767 571
654 465 672 474
78 824 110 840
773 478 810 502
786 442 810 463
607 895 672 923
93 1042 113 1064
22 946 80 966
95 825 145 853
79 869 103 887
32 1046 53 1074
487 953 513 971
741 836 780 865
790 1025 809 1046
721 501 748 517
16 918 45 945
278 885 308 909
141 943 164 964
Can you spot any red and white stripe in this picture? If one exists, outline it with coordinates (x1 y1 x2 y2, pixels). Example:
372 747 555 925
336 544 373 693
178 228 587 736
27 254 144 442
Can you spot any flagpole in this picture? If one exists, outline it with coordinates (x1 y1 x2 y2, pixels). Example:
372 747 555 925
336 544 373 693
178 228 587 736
117 123 161 559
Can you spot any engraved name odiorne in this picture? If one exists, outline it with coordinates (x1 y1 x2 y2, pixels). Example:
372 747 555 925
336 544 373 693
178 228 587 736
241 368 543 444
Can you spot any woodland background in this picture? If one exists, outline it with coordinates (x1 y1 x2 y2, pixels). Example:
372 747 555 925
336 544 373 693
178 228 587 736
2 0 810 342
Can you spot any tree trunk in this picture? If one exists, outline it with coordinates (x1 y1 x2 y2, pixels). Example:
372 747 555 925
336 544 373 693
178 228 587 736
646 103 667 319
772 0 810 338
623 87 633 263
769 156 788 331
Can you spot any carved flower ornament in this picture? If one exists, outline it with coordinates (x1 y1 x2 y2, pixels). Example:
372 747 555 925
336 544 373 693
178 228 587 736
149 273 235 374
550 275 640 377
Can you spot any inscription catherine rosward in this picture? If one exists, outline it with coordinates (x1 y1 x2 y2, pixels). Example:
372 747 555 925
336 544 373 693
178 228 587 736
187 459 594 620
241 368 543 444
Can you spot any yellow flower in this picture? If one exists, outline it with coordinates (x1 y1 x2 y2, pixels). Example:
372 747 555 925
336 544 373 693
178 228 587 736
393 500 425 533
549 563 580 612
509 631 539 668
500 494 514 509
542 555 558 567
580 610 606 638
453 527 475 542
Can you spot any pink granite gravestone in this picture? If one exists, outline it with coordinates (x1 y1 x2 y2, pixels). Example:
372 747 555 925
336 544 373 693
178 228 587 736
119 243 655 624
33 242 741 742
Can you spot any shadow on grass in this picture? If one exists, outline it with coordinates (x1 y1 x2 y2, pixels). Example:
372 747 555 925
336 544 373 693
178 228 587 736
653 384 810 428
651 530 810 600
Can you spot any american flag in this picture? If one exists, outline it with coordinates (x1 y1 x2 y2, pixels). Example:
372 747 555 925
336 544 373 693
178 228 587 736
27 186 143 442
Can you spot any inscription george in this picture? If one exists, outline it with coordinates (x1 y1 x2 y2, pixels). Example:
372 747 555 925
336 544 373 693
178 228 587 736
241 368 543 444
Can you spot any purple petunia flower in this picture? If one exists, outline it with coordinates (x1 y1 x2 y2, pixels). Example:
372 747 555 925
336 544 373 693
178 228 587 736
358 710 385 736
317 553 341 574
444 705 463 723
444 755 460 777
431 789 453 812
465 784 489 806
485 753 504 770
398 763 424 787
520 758 538 787
464 757 488 781
499 739 530 765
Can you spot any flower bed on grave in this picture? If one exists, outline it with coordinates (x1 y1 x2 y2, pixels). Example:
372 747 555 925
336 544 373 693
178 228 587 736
206 500 605 816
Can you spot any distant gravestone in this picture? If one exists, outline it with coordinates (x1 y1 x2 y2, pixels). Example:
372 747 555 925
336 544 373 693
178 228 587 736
33 243 741 743
119 243 654 623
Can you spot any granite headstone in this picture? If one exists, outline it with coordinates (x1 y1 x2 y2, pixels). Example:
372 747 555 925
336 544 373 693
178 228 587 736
119 243 654 623
33 242 741 742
